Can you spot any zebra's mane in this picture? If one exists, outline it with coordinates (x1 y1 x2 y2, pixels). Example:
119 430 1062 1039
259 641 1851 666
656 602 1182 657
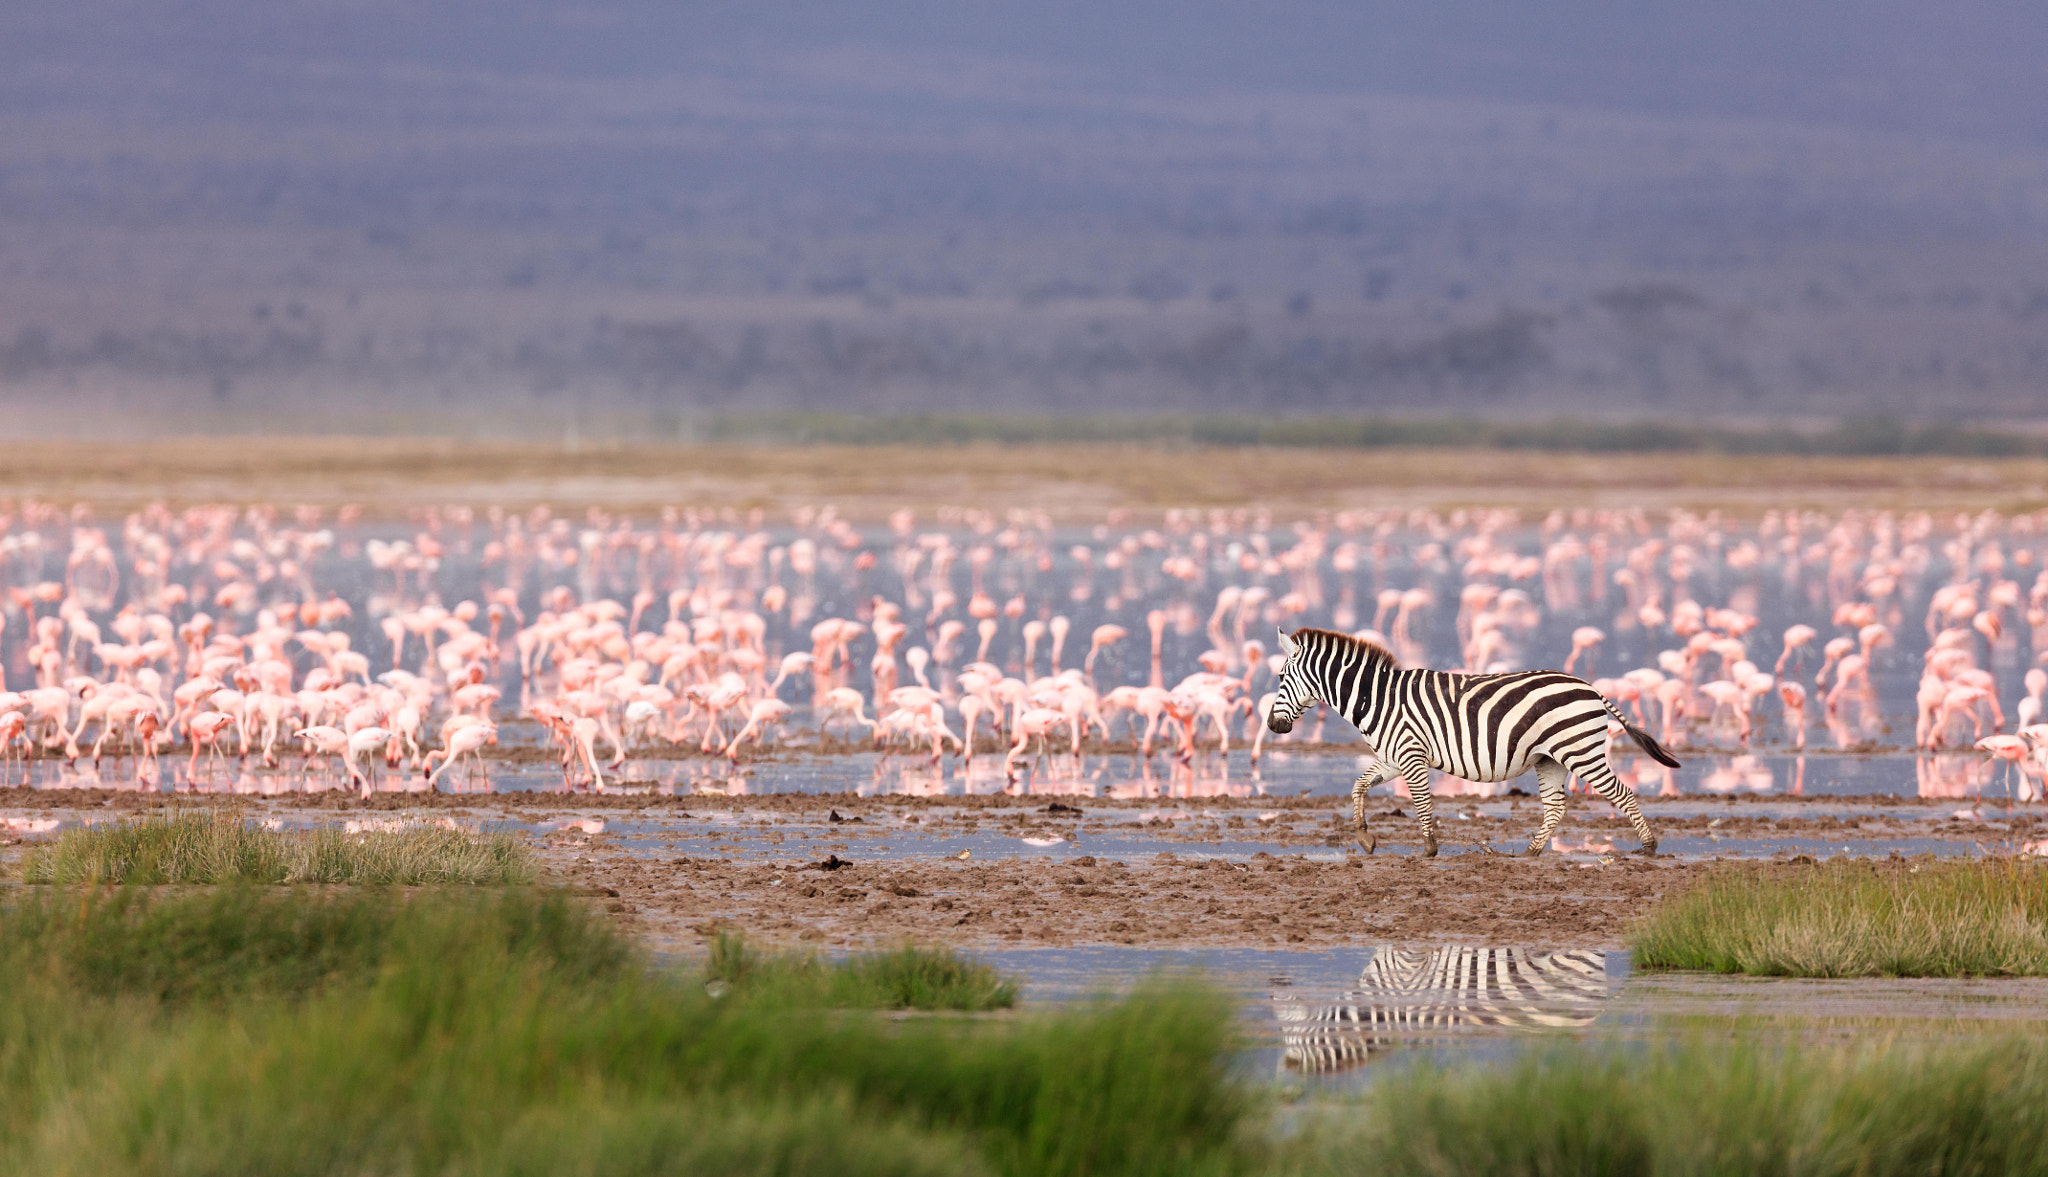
1292 627 1397 667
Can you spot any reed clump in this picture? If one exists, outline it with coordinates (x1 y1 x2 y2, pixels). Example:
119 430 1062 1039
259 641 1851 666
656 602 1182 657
19 809 536 886
1628 856 2048 976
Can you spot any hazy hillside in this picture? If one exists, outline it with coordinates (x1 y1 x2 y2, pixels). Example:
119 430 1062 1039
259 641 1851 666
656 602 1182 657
2 1 2046 434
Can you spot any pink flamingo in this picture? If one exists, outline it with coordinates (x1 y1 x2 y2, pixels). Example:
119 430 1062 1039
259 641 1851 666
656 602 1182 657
187 711 235 779
294 725 349 783
1047 616 1071 672
425 722 498 790
1084 624 1128 685
1146 610 1168 688
814 687 877 745
1775 624 1817 675
1005 707 1068 783
346 727 394 795
725 699 794 761
1562 627 1604 675
1978 734 2029 797
1778 682 1808 750
958 693 991 762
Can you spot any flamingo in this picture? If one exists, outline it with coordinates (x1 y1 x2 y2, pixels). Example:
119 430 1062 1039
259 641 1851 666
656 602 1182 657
1775 624 1817 675
1005 707 1068 782
1778 681 1809 750
1562 626 1604 676
346 727 394 795
0 710 27 783
725 699 794 761
1978 734 2029 798
294 725 350 783
187 711 236 779
425 723 498 790
1084 624 1128 685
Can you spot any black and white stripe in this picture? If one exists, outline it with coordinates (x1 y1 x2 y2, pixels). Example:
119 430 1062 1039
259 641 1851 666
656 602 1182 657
1276 946 1615 1074
1266 627 1676 856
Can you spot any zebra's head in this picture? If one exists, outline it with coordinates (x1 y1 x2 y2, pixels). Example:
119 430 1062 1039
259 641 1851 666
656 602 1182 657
1266 628 1320 734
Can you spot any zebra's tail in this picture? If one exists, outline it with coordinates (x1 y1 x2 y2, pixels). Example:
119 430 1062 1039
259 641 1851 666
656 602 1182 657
1600 696 1682 768
1623 720 1681 768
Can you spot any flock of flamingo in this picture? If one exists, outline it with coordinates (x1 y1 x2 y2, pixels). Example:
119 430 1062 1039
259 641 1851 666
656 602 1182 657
0 498 2041 800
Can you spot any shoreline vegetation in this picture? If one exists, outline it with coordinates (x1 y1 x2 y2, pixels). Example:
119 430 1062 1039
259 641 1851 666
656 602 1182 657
18 811 536 887
1629 857 2048 977
0 885 1245 1177
4 830 2048 1171
1338 1036 2048 1176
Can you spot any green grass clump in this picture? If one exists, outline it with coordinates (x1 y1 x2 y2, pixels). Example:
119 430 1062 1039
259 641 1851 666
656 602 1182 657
705 932 1019 1011
1326 1036 2048 1177
0 886 1252 1177
20 809 536 885
1629 856 2048 977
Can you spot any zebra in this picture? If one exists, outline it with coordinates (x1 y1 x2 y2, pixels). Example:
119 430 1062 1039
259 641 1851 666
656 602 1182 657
1264 627 1677 856
1275 945 1615 1074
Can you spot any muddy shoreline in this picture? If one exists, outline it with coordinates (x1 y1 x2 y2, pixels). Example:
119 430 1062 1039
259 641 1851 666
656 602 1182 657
5 790 2032 955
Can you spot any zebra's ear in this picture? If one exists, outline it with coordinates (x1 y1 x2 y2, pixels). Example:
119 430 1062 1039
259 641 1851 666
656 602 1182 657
1277 628 1297 658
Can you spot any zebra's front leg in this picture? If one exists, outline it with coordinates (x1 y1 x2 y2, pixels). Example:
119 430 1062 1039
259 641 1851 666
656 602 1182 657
1350 761 1390 854
1397 751 1440 857
1524 755 1571 856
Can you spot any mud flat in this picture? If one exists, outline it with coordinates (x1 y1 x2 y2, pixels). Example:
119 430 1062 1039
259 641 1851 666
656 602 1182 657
5 785 2034 956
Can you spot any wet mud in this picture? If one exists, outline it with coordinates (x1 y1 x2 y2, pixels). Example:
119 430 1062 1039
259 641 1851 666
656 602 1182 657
6 788 2029 955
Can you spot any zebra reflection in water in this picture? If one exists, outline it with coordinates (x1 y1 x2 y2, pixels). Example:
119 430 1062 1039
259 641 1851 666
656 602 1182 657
1274 946 1615 1074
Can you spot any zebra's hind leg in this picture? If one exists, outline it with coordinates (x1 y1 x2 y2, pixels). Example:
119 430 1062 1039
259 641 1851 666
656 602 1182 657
1524 755 1570 856
1396 751 1439 857
1351 761 1390 854
1577 756 1658 855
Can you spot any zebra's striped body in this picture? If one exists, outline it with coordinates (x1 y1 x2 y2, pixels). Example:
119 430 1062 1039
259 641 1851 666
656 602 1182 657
1266 627 1675 856
1276 946 1614 1074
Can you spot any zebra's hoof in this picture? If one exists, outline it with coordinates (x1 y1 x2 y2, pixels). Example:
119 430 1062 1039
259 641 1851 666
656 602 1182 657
1638 841 1658 856
1356 833 1376 855
1523 843 1547 858
1422 838 1439 858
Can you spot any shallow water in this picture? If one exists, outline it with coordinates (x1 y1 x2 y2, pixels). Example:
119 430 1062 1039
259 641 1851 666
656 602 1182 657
12 745 2038 804
977 943 2048 1087
10 753 2034 865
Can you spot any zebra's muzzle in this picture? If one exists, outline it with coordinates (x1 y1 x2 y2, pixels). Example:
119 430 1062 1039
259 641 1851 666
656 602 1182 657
1267 712 1294 735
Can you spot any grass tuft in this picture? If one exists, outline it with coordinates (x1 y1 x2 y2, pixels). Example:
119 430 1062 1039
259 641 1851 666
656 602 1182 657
705 931 1020 1011
1329 1036 2048 1177
1628 856 2048 976
20 809 536 886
